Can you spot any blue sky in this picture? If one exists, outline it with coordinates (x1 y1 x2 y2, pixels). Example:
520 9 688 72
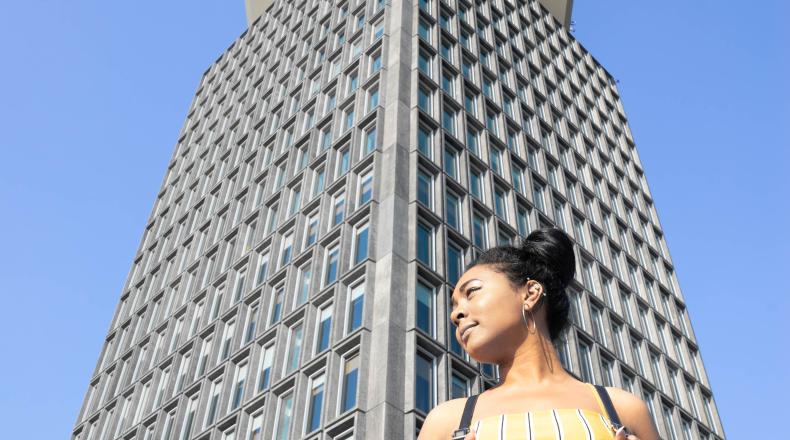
0 1 787 439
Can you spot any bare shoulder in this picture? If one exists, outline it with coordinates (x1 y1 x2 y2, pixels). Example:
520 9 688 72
417 397 468 440
605 387 660 440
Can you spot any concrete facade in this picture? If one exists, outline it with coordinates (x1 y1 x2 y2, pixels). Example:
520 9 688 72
72 1 724 439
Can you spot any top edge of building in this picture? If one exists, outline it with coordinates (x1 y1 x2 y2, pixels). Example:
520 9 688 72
244 0 573 28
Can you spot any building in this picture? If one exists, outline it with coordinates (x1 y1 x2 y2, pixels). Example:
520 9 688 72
71 0 725 439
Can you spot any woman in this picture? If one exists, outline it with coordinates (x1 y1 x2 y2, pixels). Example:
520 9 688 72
418 228 659 440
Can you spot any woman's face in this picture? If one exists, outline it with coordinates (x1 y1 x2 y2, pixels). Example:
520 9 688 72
450 264 527 364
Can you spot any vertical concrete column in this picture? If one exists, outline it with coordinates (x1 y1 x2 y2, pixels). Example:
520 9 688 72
364 0 414 438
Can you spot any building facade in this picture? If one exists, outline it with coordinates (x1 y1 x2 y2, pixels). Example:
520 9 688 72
72 1 725 439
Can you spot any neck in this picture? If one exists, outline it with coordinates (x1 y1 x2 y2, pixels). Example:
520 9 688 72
496 329 572 389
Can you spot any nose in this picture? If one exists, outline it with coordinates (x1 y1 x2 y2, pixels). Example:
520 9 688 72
451 307 466 327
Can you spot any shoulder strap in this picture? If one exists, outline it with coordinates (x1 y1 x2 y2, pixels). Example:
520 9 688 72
456 393 480 431
592 384 623 428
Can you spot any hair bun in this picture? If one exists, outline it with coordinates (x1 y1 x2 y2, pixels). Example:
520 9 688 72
520 228 576 290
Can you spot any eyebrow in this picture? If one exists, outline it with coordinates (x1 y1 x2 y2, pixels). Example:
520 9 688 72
451 278 481 307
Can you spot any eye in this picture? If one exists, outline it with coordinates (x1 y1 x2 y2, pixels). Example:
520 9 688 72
466 286 480 297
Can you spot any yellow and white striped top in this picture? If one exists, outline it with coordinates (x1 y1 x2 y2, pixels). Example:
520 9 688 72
468 384 618 440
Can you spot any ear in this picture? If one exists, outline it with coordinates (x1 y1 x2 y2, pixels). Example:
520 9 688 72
522 280 543 309
521 279 544 310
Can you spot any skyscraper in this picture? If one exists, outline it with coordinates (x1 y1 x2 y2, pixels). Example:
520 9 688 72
72 1 725 439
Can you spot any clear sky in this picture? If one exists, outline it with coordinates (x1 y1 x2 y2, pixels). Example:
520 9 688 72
0 1 787 439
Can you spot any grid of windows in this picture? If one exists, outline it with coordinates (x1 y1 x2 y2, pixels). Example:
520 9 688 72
73 1 721 439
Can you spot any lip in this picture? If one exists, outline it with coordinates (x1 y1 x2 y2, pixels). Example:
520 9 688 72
460 323 478 341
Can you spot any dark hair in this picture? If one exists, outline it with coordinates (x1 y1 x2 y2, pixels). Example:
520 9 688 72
467 227 576 340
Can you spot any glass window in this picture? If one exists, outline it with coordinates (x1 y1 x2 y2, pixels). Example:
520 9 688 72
444 146 458 180
466 127 479 155
417 168 433 207
324 245 340 286
257 345 273 391
415 351 435 413
332 193 346 225
447 242 463 286
470 167 483 200
494 187 507 218
316 305 332 354
417 125 432 157
578 339 594 383
416 280 435 336
418 86 431 114
275 391 294 440
472 213 487 248
451 372 470 399
285 322 303 374
353 223 369 264
416 222 434 267
358 172 373 205
347 282 365 333
364 126 377 154
341 354 359 412
269 286 283 326
442 106 456 135
446 191 461 231
307 374 325 433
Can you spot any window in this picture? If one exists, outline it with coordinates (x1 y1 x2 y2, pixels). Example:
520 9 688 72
306 374 325 433
416 222 434 267
416 280 435 336
631 336 645 375
446 242 463 286
418 50 432 76
417 124 432 157
230 363 248 410
489 145 503 175
315 305 333 353
324 245 340 286
297 265 312 306
305 213 319 247
285 322 303 374
442 105 456 135
367 87 379 112
662 403 679 440
336 147 350 176
469 167 484 200
312 168 326 198
257 345 274 391
370 52 382 74
451 372 471 399
347 71 359 94
418 19 431 42
591 303 607 346
353 223 369 264
358 171 373 205
516 206 530 236
332 192 346 225
340 354 359 412
466 127 479 156
279 232 293 267
493 186 507 219
415 351 435 413
532 180 545 211
244 303 259 344
275 392 294 440
343 106 355 131
418 85 432 114
600 355 614 387
441 69 455 96
269 286 284 326
444 146 458 180
485 109 498 135
364 126 377 154
179 394 199 440
219 319 236 361
578 339 594 382
347 282 365 333
204 378 222 427
464 90 477 115
417 167 433 207
472 213 487 248
553 199 566 229
446 190 461 231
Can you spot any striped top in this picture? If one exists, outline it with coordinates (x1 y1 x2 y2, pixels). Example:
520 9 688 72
467 384 618 440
